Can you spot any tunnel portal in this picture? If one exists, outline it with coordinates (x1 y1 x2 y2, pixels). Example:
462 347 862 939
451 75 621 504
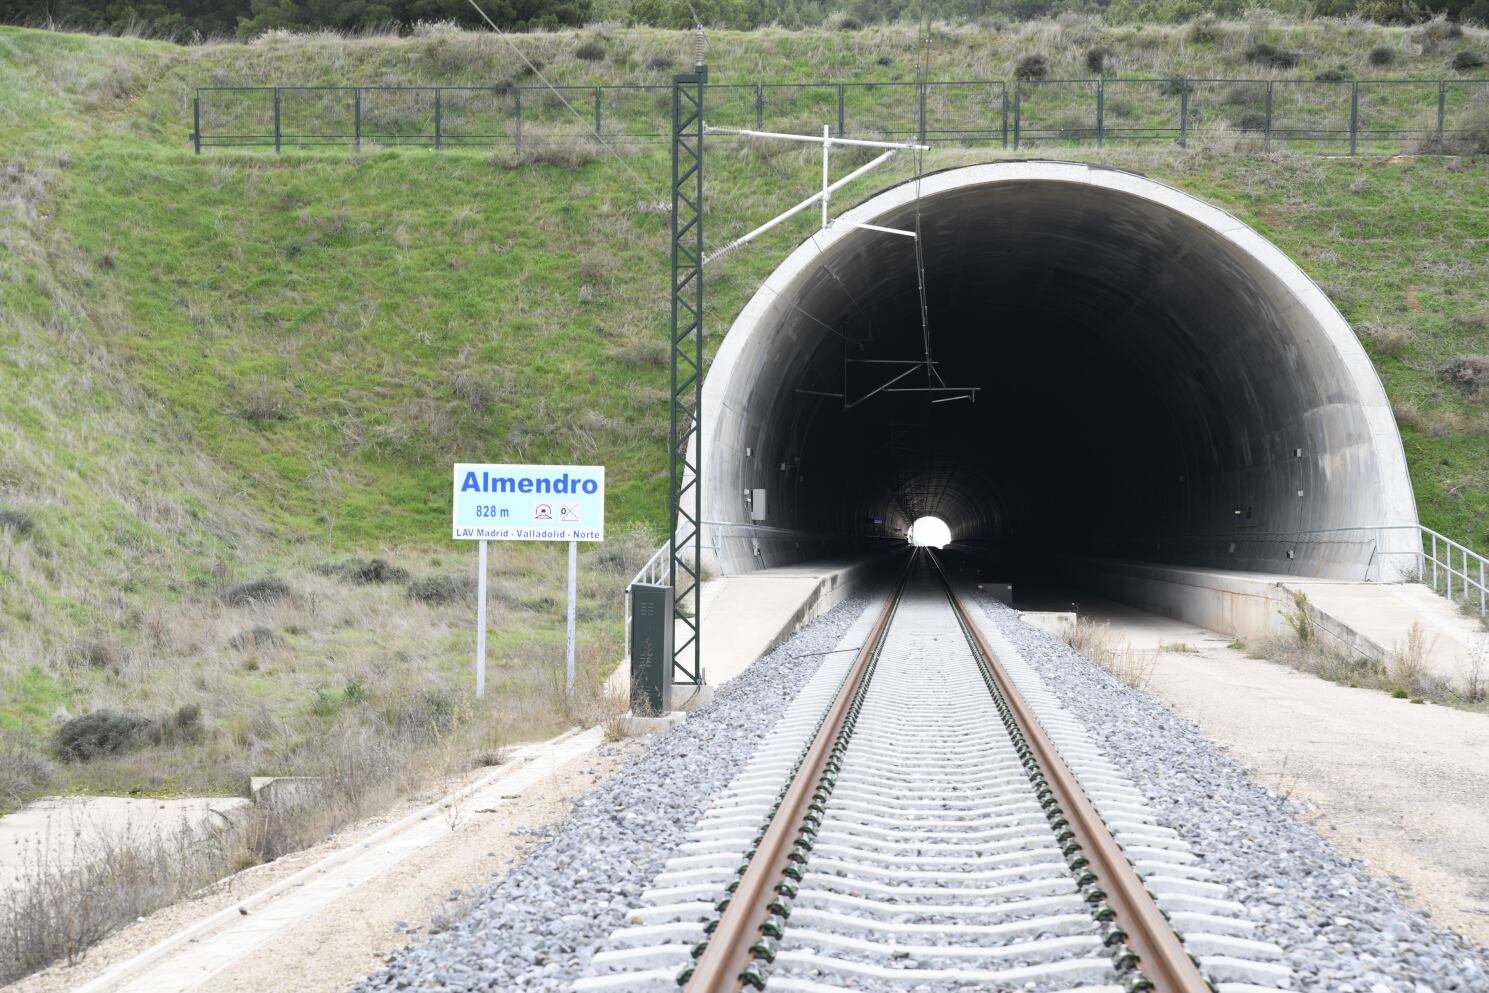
699 161 1417 583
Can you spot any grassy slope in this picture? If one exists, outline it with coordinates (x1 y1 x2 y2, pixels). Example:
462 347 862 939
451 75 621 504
0 17 1486 803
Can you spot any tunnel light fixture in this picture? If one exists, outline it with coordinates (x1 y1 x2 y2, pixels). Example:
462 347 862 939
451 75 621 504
701 125 927 264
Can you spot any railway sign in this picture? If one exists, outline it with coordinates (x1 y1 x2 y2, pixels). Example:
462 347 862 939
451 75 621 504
451 462 605 700
452 463 604 541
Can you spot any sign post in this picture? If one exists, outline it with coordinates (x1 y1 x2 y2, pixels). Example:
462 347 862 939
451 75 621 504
475 539 488 698
452 463 605 700
566 540 578 694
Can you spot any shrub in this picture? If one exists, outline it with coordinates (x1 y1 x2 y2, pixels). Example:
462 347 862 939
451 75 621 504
1015 53 1050 81
386 688 461 741
1160 77 1192 97
55 710 155 762
229 624 282 651
236 381 289 423
1368 45 1396 67
1084 45 1111 75
574 37 606 62
1245 42 1299 69
316 557 411 585
1186 15 1220 44
1287 591 1313 645
1421 18 1464 45
0 733 54 810
223 576 294 607
1447 105 1489 154
1238 109 1268 131
71 640 123 671
1437 356 1489 397
1356 322 1415 356
406 573 476 606
646 51 674 70
875 54 894 67
495 139 602 169
827 12 862 29
1452 51 1488 72
450 371 496 414
153 704 205 746
1315 65 1352 81
0 508 35 535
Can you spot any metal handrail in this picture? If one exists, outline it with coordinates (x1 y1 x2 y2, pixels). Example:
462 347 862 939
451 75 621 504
1420 525 1488 617
623 542 669 665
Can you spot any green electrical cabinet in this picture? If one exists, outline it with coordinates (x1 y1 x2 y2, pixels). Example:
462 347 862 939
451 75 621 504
630 584 674 715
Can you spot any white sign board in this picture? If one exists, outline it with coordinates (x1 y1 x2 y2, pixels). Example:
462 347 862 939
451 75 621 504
452 463 605 542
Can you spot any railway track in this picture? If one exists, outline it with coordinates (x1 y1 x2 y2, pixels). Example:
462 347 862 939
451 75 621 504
575 552 1293 993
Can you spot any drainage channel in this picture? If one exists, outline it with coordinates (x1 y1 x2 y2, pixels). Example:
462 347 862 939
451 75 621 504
575 551 1293 993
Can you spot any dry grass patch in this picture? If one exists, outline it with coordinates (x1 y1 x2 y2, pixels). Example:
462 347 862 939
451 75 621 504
0 812 237 985
1387 621 1437 698
1064 617 1159 691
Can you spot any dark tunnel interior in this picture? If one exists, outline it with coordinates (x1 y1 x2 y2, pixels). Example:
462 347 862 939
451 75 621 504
700 164 1416 583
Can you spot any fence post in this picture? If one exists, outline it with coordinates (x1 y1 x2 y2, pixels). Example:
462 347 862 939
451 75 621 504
1001 85 1008 148
1096 78 1104 147
837 83 845 137
434 88 442 150
1179 82 1189 148
1437 80 1446 146
1013 83 1021 149
354 88 361 148
1349 81 1359 156
595 86 602 137
1263 81 1272 151
755 84 764 129
515 87 522 151
192 92 201 154
273 87 281 154
917 80 927 144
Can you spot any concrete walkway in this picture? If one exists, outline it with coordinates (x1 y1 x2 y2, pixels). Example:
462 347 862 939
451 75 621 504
613 557 880 699
1287 578 1486 685
1064 558 1487 690
694 558 877 684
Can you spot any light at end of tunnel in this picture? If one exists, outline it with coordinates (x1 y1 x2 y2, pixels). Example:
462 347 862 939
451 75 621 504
908 516 952 549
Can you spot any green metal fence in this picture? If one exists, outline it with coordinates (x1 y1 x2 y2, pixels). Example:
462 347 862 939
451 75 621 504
191 77 1488 155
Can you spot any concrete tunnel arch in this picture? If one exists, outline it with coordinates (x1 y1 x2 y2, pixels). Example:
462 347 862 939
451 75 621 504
696 161 1419 584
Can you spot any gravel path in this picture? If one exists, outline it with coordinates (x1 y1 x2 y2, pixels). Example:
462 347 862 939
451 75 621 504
347 594 876 993
967 590 1489 993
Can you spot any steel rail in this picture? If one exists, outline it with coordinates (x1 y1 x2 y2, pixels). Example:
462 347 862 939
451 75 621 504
684 549 1208 993
928 552 1211 993
682 554 914 993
